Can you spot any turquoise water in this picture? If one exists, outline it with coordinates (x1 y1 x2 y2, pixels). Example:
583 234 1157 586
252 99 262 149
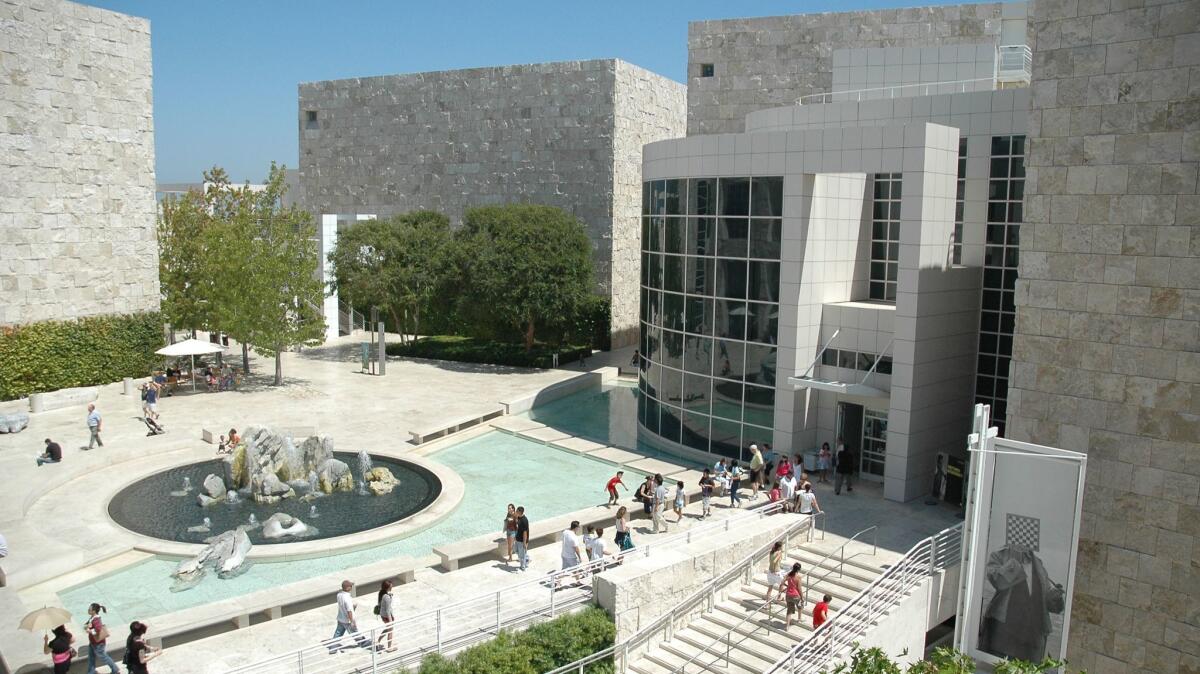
523 383 707 470
59 432 645 627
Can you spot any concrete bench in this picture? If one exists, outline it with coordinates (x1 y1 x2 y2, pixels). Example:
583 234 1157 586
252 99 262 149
28 386 99 412
408 407 504 445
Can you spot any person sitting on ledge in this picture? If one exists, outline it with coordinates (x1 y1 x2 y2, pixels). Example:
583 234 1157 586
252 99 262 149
37 438 62 466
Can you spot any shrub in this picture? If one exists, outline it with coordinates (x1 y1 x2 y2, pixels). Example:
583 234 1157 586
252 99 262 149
0 312 164 400
413 607 614 674
386 336 590 369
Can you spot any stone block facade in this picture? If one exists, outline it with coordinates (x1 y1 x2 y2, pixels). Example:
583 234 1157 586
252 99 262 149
298 59 685 345
0 0 159 326
687 2 1010 135
1007 1 1200 673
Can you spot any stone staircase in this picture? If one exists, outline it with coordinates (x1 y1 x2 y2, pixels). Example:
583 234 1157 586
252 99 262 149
629 543 886 674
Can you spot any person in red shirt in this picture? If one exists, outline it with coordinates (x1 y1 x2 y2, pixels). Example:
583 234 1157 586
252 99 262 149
605 471 627 506
813 594 832 630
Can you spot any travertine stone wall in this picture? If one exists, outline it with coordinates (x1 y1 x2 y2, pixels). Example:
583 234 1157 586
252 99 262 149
298 59 685 344
687 2 1008 135
611 62 686 345
0 0 159 325
1007 1 1200 673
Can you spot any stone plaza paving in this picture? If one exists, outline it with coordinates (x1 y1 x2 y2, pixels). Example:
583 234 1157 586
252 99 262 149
0 337 959 672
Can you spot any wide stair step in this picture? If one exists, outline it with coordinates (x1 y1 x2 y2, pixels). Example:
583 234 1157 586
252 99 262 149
672 626 783 671
641 639 762 674
788 547 884 581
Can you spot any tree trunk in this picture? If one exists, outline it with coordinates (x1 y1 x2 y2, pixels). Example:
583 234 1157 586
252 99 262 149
524 319 535 353
273 349 283 386
241 343 250 374
413 305 420 343
389 309 405 345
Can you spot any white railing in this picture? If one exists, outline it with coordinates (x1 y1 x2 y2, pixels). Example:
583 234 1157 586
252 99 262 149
997 44 1033 82
765 523 964 674
545 510 818 674
229 500 801 674
797 78 997 105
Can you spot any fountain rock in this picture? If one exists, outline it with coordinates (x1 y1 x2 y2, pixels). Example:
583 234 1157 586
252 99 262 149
226 426 350 495
172 527 253 581
299 435 334 471
262 513 309 539
366 466 399 495
317 458 354 493
253 473 294 504
0 412 30 434
203 474 226 499
197 493 225 507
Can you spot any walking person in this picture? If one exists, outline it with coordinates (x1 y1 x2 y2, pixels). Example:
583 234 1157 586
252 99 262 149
375 579 395 652
588 528 610 562
44 625 75 674
123 621 160 674
780 470 798 512
813 594 831 630
834 438 855 495
84 603 121 674
328 580 369 652
559 521 585 586
85 403 103 449
779 563 805 630
503 504 518 564
514 506 530 571
652 474 669 533
37 438 63 466
699 469 715 519
763 541 785 606
614 506 633 551
817 442 832 483
797 483 822 516
142 382 160 421
728 460 743 507
635 476 654 516
749 444 765 499
605 470 627 506
672 480 686 523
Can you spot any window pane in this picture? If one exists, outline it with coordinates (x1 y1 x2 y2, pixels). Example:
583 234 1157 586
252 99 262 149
748 261 780 302
665 217 686 254
646 216 663 252
681 412 710 452
714 299 747 339
643 325 661 362
664 178 684 216
684 335 714 377
719 177 750 216
750 218 782 259
688 178 717 216
877 356 892 375
686 256 715 295
658 405 682 443
685 296 714 335
647 253 662 289
644 395 660 434
751 177 783 217
745 343 777 386
746 302 778 344
822 348 838 367
717 218 749 258
650 180 667 215
708 416 742 459
716 259 747 298
857 352 875 371
659 361 683 401
743 385 775 426
715 339 746 380
663 255 684 293
687 217 715 256
682 374 712 416
838 350 856 369
663 291 685 332
711 381 744 419
641 182 650 216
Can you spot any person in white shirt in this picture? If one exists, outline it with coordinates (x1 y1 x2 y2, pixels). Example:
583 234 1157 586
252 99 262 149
796 483 822 515
780 473 798 512
328 580 370 653
561 521 584 570
712 460 728 496
652 474 669 533
588 528 611 562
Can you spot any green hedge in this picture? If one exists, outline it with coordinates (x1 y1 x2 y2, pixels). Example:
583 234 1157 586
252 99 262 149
415 607 615 674
386 335 591 369
0 312 165 401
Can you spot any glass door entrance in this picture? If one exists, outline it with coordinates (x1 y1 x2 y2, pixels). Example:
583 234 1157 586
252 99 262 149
861 409 887 480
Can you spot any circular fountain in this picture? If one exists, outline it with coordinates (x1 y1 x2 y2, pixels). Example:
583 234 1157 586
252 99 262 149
108 427 441 546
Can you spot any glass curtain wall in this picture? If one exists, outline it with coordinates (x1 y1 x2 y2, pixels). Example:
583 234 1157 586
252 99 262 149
869 173 902 302
640 176 783 460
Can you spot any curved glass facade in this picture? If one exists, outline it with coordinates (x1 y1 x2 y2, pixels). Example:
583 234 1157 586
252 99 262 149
639 177 783 460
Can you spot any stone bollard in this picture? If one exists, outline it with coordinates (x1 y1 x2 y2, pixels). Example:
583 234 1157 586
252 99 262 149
123 377 134 395
29 393 44 413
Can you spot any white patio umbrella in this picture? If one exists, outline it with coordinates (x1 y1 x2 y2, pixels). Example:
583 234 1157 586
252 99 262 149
156 338 226 392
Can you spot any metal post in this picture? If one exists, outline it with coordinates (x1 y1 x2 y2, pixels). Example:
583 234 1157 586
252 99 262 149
377 321 386 375
436 608 442 652
929 537 938 576
551 582 557 616
297 651 304 674
371 632 378 672
496 592 502 631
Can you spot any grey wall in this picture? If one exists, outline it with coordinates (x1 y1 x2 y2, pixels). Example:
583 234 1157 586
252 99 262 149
1007 1 1200 673
687 2 1010 135
0 0 159 326
298 59 684 344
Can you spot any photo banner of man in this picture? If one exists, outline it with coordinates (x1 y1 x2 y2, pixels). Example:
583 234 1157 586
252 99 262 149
955 404 1087 668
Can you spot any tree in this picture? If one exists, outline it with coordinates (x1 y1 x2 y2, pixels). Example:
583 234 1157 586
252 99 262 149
326 211 452 345
458 205 594 352
827 646 1069 674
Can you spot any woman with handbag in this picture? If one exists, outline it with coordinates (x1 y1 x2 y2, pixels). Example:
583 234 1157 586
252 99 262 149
85 603 121 674
613 506 633 551
44 624 75 674
375 579 395 652
124 621 160 674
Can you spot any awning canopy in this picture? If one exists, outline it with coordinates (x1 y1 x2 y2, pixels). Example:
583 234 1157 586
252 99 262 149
156 338 225 357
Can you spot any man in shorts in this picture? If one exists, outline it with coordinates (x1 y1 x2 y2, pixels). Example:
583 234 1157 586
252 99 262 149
699 469 714 519
748 444 765 499
605 471 627 506
560 521 584 571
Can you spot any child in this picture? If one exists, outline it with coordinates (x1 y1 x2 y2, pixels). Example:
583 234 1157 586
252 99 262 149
589 527 609 562
813 594 831 630
673 480 686 522
769 481 782 505
699 469 714 519
605 471 627 506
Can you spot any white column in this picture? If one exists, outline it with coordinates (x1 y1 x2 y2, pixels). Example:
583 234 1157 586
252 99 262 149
320 214 339 342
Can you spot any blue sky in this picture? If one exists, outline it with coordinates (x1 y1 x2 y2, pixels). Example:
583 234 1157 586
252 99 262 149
83 1 952 184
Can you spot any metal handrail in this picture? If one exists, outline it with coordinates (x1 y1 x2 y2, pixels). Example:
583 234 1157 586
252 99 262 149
765 523 964 674
804 524 878 602
544 512 816 674
230 500 790 674
797 77 998 105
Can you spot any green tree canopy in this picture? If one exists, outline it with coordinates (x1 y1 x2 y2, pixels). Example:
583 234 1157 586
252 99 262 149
457 204 595 351
326 210 452 344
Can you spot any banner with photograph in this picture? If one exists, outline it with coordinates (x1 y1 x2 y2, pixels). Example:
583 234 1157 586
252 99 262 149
955 405 1087 667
